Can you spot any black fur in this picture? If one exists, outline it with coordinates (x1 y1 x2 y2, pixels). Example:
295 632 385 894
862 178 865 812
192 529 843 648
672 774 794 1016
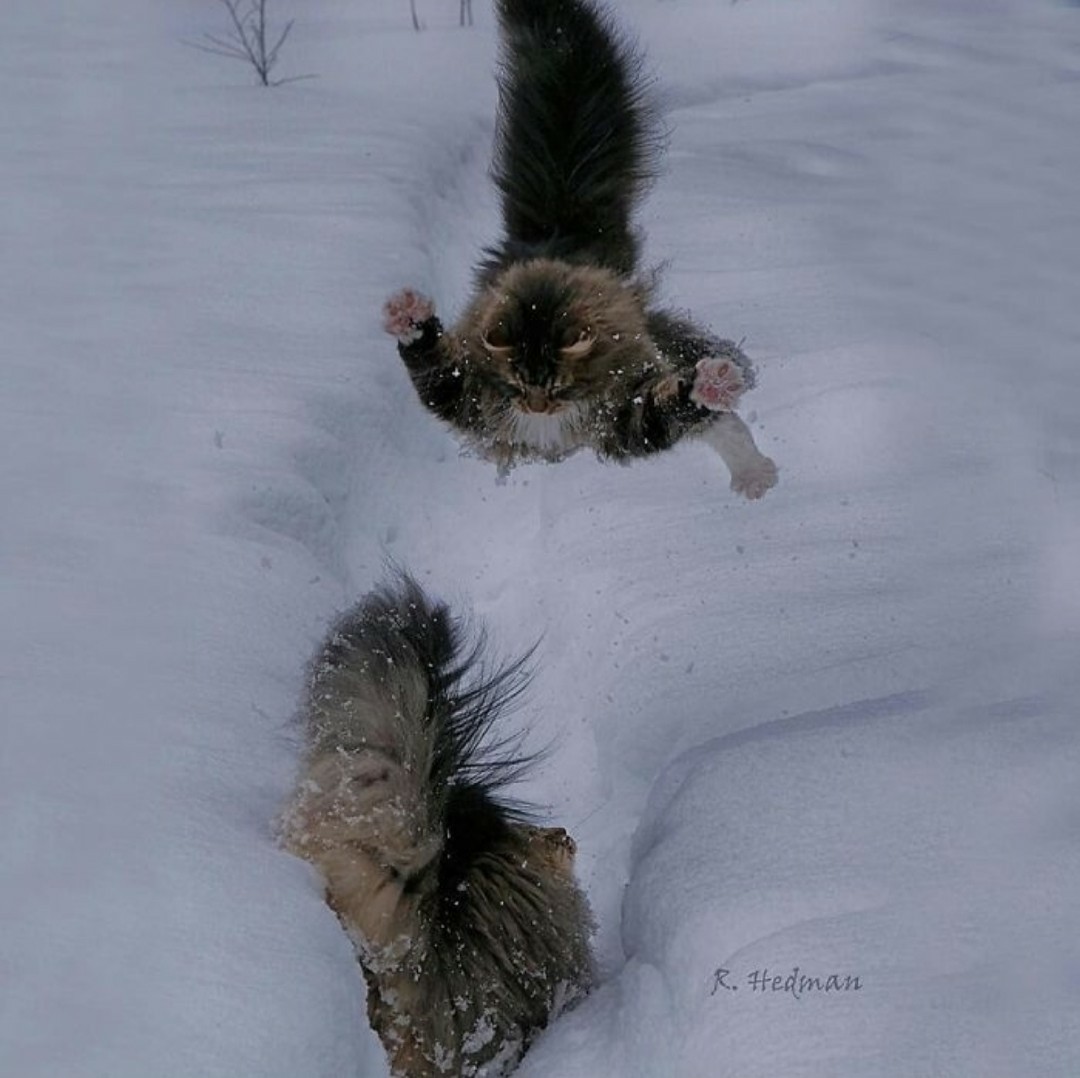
483 0 662 278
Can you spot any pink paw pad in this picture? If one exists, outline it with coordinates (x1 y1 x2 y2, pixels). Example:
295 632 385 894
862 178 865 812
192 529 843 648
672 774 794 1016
690 357 746 411
382 289 435 343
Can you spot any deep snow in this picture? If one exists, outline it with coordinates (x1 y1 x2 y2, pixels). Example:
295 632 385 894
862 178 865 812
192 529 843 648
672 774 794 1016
1 1 1078 1075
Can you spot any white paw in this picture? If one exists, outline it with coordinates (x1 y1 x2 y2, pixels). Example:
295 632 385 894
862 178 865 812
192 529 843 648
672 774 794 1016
730 456 779 500
382 288 435 344
690 356 747 411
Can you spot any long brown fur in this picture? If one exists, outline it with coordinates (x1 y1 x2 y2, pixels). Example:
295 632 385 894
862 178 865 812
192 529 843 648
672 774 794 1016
281 576 593 1077
449 260 660 466
382 0 779 498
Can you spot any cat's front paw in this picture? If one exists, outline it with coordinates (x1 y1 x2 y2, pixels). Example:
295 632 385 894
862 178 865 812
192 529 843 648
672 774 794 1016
690 357 746 411
730 455 779 500
382 288 435 344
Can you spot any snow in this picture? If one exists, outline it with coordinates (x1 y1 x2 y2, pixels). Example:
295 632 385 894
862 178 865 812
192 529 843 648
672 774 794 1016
2 0 1078 1076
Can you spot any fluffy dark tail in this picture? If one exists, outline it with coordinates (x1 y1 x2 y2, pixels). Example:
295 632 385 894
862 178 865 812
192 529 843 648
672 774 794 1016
289 574 537 876
283 575 592 1075
486 0 661 277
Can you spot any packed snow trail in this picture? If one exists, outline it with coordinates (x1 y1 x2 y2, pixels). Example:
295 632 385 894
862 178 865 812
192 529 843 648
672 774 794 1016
345 1 1080 1075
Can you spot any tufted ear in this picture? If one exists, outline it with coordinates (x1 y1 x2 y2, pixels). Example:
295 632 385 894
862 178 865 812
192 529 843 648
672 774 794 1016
559 331 595 360
481 320 516 360
481 337 515 362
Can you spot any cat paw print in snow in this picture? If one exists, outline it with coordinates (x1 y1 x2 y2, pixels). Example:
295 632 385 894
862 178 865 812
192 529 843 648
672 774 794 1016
690 357 746 412
383 289 435 344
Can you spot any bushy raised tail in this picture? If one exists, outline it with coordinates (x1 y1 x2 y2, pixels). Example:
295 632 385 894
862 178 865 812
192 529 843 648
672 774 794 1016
485 0 661 278
282 574 592 1077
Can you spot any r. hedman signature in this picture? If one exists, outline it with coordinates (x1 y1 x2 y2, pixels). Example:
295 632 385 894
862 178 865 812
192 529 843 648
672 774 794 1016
711 966 863 1000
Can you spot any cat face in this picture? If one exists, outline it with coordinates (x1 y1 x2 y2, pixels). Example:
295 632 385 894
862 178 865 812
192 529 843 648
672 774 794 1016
479 283 595 413
467 259 651 413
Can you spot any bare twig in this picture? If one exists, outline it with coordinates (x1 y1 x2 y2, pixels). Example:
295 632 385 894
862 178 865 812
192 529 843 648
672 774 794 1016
460 0 474 27
410 0 422 31
188 0 301 87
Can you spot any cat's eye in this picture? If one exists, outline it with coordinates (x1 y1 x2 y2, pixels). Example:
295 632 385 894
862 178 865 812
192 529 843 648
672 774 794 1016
559 330 595 360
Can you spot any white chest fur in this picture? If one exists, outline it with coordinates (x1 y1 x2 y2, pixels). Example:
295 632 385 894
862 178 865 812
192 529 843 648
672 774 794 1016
505 403 589 459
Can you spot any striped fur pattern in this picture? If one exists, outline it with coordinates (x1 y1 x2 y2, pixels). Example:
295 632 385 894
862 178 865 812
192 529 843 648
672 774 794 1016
282 576 593 1076
384 0 778 497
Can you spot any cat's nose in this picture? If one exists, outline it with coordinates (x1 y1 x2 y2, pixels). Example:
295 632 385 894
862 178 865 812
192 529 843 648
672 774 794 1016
524 387 551 412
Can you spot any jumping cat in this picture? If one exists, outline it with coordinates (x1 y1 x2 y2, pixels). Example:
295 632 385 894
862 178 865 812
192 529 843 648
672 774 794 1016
281 575 593 1077
383 0 778 499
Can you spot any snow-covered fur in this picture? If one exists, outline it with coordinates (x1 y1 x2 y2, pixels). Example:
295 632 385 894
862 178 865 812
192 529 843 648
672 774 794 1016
382 0 778 498
281 576 593 1077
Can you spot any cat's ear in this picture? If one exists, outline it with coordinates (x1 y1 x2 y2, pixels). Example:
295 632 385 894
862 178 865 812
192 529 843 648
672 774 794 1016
482 322 515 361
482 337 515 361
560 331 595 360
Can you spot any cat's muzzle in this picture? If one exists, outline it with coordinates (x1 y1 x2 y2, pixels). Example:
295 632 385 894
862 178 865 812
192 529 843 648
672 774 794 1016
520 387 560 414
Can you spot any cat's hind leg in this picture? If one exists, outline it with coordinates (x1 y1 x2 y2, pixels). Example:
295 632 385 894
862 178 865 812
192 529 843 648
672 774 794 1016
699 411 779 500
647 309 778 499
